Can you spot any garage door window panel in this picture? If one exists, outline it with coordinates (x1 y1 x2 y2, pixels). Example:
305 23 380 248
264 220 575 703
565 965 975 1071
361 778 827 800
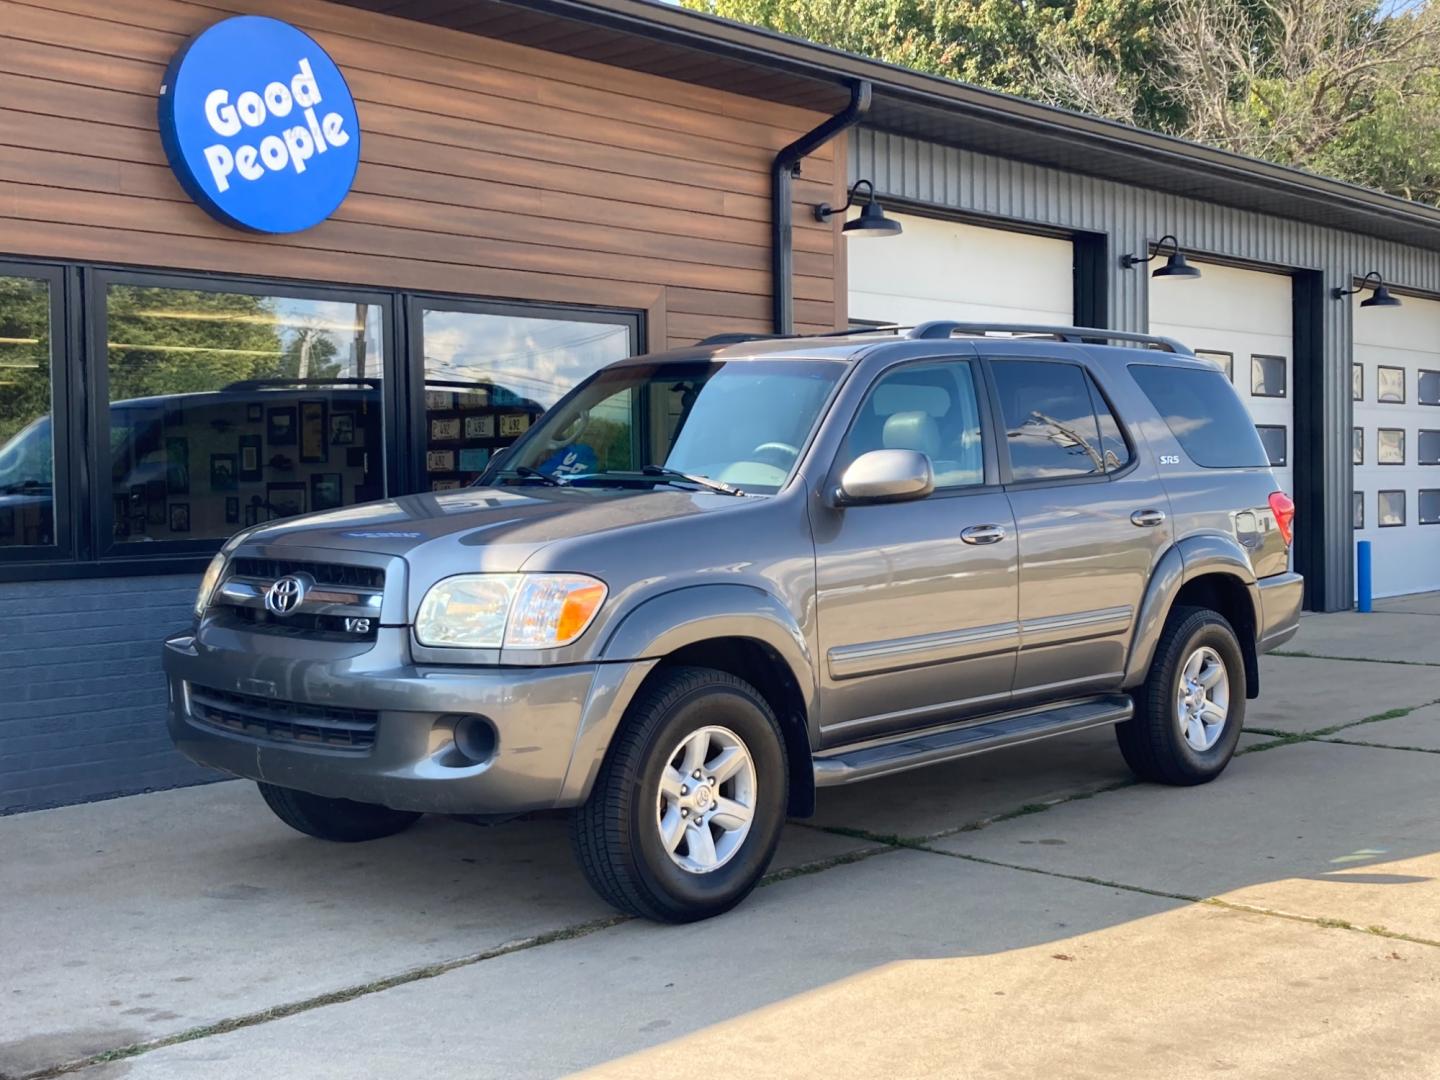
1353 427 1364 466
1378 428 1406 465
1379 490 1406 527
1251 354 1287 398
1195 350 1233 381
1421 371 1440 406
1377 366 1406 404
1354 491 1365 530
1421 491 1440 525
1354 364 1364 401
1419 431 1440 466
1256 425 1287 467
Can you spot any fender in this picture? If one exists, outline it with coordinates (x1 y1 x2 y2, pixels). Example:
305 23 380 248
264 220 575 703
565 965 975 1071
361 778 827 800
1123 534 1261 688
554 584 819 806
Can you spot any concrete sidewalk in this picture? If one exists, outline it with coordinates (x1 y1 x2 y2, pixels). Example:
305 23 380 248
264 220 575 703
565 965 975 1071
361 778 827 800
2 597 1438 1079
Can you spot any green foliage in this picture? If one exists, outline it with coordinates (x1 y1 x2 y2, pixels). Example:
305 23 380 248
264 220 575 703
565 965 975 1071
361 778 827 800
0 275 51 447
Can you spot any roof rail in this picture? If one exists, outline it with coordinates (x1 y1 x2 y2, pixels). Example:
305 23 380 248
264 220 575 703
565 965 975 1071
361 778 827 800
906 321 1193 354
697 325 905 347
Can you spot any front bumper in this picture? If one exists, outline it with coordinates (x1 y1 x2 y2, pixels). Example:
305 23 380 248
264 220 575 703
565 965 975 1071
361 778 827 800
163 625 652 815
1256 571 1304 652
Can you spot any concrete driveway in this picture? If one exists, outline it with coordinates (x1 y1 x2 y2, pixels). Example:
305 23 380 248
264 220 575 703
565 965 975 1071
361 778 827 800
3 597 1439 1079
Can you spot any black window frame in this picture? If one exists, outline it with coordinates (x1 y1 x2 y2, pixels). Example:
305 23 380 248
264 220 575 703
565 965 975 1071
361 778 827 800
1377 427 1406 466
1376 365 1407 404
1353 426 1364 466
0 256 645 581
1353 491 1365 530
1421 369 1440 406
1250 353 1288 398
1353 363 1364 402
1421 430 1440 466
404 294 642 495
0 262 73 566
983 355 1138 488
1420 489 1440 526
1255 424 1288 467
1378 489 1406 528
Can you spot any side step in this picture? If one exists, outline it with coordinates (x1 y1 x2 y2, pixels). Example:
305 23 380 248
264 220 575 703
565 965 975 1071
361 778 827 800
812 694 1134 787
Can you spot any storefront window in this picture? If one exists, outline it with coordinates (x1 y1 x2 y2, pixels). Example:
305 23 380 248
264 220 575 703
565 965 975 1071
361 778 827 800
0 275 54 549
103 283 385 544
418 306 634 489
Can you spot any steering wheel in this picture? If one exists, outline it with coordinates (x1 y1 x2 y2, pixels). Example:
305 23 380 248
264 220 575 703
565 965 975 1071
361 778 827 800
750 441 799 469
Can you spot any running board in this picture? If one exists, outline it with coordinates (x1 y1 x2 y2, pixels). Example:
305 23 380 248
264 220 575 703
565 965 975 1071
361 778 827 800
812 694 1134 787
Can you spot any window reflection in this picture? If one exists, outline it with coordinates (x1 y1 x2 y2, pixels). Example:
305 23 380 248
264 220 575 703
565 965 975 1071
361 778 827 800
104 285 385 544
0 276 54 548
421 308 633 489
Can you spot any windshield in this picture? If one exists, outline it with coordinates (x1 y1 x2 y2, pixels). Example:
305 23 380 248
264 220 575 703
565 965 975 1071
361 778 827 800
0 416 53 494
487 359 846 495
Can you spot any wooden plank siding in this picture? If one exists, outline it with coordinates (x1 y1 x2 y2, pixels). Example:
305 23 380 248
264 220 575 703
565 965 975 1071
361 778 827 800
0 0 849 347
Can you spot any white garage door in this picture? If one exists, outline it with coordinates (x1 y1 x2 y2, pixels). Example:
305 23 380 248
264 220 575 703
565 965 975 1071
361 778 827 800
1353 295 1440 597
848 213 1073 327
1149 261 1295 502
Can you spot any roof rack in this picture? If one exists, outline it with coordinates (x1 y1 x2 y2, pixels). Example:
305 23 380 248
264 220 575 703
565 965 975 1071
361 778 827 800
696 325 905 347
906 321 1193 354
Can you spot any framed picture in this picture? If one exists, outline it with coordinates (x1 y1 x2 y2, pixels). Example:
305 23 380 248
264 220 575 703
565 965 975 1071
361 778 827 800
168 503 191 533
225 496 240 524
460 390 489 409
266 482 307 518
165 437 189 494
246 403 264 423
210 453 238 492
426 449 456 472
431 417 462 441
244 495 268 527
499 414 529 437
300 400 328 463
432 480 462 491
267 406 297 446
424 390 455 411
458 447 491 472
330 411 355 445
311 472 343 511
464 415 495 440
238 435 262 481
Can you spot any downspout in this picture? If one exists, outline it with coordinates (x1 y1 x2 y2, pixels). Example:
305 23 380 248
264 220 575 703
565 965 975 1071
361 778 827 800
771 80 872 334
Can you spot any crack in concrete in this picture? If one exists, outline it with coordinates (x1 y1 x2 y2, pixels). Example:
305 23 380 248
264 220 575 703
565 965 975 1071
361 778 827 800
1320 737 1440 756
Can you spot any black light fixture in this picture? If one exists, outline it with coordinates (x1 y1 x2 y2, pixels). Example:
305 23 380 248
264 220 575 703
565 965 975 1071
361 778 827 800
1332 270 1402 308
1121 234 1201 279
814 179 902 237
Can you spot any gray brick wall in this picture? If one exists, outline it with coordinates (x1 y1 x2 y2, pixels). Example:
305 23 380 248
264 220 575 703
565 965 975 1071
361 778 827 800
1 574 225 814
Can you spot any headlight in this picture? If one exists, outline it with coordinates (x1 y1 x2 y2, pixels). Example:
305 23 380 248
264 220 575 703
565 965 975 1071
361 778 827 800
195 553 228 618
415 574 607 649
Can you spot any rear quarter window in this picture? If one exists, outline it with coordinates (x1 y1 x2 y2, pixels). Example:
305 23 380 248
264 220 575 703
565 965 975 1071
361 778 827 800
1129 364 1269 469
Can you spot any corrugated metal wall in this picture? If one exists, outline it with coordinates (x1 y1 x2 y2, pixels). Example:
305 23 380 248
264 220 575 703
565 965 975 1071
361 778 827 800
851 127 1440 611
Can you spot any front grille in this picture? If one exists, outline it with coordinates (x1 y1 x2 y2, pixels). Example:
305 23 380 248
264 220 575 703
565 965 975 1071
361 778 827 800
217 606 379 642
229 557 385 591
189 684 378 752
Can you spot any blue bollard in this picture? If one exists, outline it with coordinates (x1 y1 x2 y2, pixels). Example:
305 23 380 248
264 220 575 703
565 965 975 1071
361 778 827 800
1357 539 1373 613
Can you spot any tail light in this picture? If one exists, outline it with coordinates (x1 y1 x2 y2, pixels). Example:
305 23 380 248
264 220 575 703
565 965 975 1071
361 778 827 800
1268 491 1295 547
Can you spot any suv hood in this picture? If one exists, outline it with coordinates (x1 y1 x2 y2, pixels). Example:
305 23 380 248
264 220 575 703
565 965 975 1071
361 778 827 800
235 485 739 572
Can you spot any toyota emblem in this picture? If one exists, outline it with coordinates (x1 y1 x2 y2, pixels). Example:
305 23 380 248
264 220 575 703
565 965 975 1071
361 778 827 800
264 574 308 616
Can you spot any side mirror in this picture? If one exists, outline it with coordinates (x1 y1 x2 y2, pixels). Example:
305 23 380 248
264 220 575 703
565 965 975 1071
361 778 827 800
835 449 934 505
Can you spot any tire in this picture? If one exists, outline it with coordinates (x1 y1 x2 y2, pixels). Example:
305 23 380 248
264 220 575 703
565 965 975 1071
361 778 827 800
570 666 789 923
257 782 422 842
1116 605 1247 786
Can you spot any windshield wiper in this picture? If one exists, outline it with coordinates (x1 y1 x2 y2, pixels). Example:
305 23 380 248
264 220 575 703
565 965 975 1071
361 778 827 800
641 466 744 497
498 465 563 487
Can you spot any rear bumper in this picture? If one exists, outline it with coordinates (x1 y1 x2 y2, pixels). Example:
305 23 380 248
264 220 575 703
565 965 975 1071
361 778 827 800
163 627 653 814
1256 571 1304 653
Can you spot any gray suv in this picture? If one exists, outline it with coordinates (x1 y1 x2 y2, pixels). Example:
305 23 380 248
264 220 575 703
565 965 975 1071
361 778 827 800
163 322 1303 922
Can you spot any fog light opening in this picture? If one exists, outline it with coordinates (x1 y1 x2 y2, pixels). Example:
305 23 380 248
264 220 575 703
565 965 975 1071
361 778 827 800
452 715 498 766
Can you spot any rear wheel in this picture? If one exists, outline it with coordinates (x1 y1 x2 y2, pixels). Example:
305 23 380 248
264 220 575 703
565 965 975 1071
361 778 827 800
570 667 788 923
257 782 422 842
1116 606 1246 785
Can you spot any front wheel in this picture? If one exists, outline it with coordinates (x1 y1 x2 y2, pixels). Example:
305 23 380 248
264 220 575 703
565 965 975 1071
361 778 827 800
570 667 788 923
1116 606 1247 786
257 782 422 842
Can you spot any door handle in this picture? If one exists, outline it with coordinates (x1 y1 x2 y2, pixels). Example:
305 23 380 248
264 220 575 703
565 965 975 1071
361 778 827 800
1130 508 1167 528
961 524 1007 545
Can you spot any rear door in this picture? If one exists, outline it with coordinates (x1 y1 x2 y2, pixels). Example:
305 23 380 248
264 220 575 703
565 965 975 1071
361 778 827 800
986 354 1173 700
810 354 1019 746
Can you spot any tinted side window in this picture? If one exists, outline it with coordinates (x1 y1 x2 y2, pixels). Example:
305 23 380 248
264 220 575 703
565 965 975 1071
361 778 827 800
847 360 985 490
1129 365 1269 469
991 360 1105 482
1088 377 1132 472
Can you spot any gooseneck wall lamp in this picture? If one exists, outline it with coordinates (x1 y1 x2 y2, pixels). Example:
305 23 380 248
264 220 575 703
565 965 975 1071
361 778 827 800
1121 235 1201 279
1332 270 1402 308
814 179 903 237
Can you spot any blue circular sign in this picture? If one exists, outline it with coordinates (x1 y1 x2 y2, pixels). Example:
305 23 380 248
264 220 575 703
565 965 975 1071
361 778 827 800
158 16 360 234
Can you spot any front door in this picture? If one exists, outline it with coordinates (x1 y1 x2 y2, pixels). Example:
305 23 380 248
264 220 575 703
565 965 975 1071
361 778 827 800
986 355 1172 699
811 356 1019 747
